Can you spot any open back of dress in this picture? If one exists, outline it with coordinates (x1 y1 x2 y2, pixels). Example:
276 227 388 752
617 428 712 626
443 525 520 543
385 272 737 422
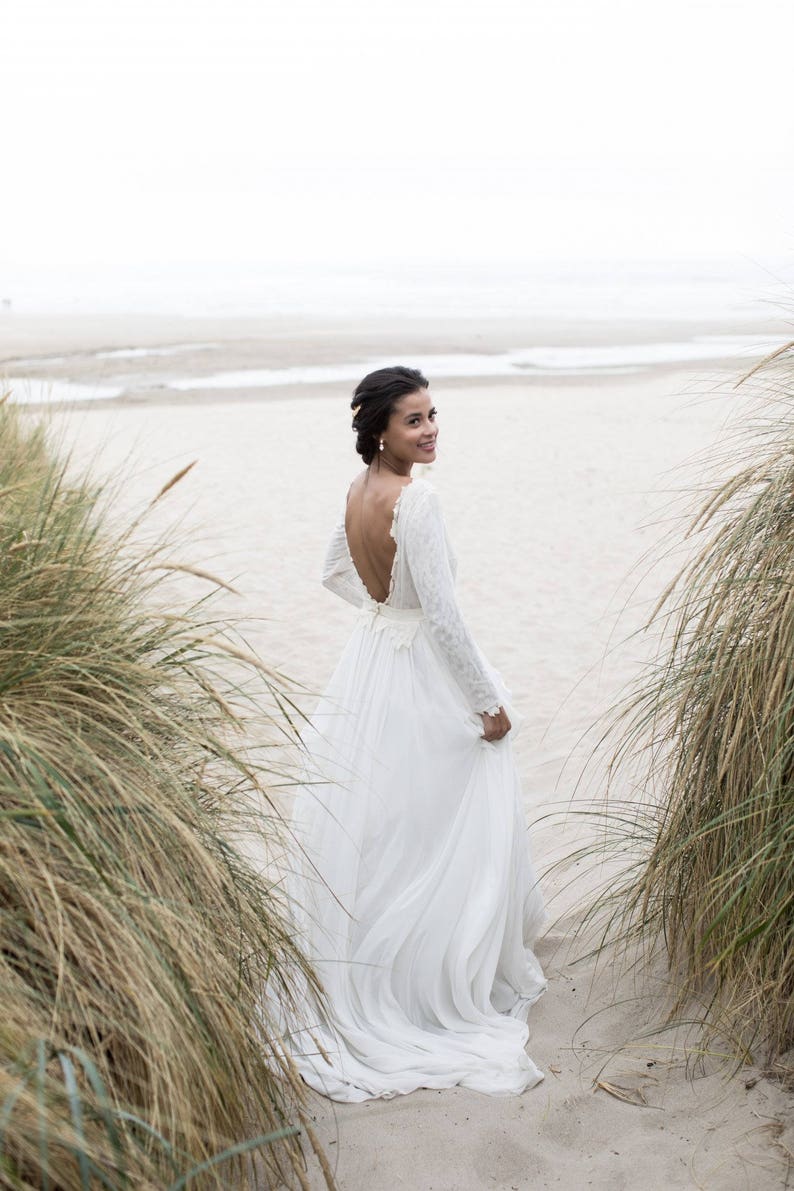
343 480 403 605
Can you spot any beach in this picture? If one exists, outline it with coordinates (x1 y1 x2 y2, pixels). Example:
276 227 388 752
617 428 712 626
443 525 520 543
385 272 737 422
4 311 793 1189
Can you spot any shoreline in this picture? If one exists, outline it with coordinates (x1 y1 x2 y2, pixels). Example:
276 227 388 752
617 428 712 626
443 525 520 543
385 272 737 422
6 358 750 412
1 310 788 412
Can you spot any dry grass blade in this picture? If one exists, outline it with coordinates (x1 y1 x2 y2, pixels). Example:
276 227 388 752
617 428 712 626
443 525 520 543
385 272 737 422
147 560 241 594
593 1080 650 1107
733 336 794 387
148 459 198 506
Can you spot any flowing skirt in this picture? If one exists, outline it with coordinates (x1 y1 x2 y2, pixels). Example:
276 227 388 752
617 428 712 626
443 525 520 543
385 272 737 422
287 602 547 1102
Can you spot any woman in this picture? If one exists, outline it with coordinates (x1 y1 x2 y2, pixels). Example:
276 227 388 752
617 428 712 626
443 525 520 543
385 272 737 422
287 365 546 1102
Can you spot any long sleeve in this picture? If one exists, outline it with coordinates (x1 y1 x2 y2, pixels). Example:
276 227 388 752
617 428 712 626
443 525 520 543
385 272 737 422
402 487 502 716
321 518 365 608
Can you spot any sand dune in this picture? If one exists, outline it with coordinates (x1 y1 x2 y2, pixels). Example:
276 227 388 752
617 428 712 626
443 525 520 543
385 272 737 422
25 314 793 1190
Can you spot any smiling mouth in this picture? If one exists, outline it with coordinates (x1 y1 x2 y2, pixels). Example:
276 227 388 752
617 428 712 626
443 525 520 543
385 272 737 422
418 440 437 448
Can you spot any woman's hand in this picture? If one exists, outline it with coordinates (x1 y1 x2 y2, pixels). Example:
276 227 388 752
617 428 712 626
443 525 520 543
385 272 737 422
480 706 511 742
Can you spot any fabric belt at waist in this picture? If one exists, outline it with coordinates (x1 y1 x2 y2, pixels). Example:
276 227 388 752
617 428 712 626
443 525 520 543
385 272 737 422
357 598 425 649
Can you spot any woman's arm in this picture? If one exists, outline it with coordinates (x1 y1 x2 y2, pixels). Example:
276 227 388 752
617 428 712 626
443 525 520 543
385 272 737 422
403 487 503 717
321 520 365 608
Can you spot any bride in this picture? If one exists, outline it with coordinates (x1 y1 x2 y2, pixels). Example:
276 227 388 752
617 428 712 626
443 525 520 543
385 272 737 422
287 365 546 1102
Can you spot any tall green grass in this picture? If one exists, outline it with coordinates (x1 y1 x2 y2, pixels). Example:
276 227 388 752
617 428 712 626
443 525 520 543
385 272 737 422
0 398 330 1188
584 340 794 1067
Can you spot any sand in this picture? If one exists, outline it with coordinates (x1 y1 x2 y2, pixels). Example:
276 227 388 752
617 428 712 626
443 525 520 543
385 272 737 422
7 313 793 1189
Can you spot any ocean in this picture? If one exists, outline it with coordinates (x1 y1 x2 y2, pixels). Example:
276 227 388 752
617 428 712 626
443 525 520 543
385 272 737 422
2 257 791 322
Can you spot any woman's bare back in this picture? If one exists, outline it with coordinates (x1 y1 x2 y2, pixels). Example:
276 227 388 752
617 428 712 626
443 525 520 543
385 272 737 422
344 471 411 603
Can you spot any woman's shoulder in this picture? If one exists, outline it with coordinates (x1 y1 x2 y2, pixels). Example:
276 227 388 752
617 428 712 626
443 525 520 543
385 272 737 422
396 475 442 531
344 468 370 505
405 474 437 501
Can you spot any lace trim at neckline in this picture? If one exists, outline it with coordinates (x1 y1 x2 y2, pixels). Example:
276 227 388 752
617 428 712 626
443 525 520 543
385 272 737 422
387 478 414 544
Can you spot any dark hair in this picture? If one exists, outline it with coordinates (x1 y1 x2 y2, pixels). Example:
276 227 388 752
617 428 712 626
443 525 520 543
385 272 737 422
350 365 429 465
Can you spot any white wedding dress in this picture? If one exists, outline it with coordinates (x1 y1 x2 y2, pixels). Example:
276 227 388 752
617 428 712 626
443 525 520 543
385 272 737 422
287 476 546 1102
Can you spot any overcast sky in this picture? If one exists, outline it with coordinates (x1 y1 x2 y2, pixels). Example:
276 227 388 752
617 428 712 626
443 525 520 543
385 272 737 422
4 0 794 268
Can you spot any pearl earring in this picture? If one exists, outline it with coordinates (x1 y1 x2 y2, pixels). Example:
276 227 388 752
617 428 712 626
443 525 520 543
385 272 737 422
379 440 384 452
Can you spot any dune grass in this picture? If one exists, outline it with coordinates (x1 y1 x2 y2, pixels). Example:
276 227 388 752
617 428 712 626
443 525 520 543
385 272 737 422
0 397 331 1188
572 339 794 1069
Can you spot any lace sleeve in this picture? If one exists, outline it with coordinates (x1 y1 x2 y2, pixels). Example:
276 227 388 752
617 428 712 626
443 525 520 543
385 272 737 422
321 519 365 608
402 487 502 716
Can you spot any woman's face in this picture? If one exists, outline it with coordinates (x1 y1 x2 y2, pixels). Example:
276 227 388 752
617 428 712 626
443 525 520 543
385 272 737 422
383 387 438 464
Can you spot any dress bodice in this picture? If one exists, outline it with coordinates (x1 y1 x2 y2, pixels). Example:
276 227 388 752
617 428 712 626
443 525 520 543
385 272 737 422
322 477 501 715
321 477 453 611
